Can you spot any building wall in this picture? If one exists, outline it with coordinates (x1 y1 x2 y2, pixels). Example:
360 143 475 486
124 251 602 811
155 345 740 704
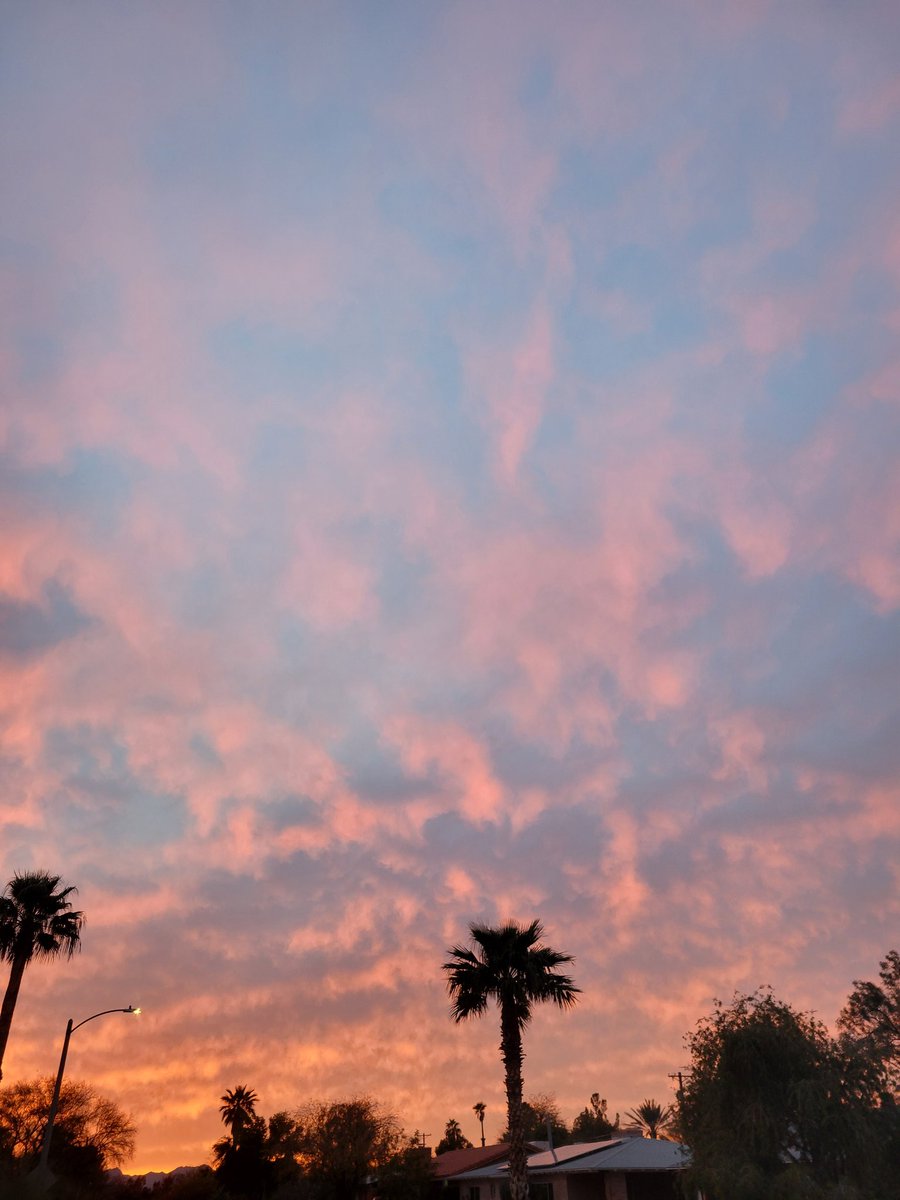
561 1174 606 1200
604 1173 628 1200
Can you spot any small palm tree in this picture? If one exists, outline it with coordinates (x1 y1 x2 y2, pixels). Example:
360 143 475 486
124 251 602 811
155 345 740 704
625 1099 673 1139
0 870 84 1081
437 1117 472 1153
473 1100 486 1148
220 1084 259 1146
444 920 579 1200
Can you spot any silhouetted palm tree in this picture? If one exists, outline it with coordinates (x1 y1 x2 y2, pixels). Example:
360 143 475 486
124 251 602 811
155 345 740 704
473 1100 486 1148
0 870 84 1080
444 920 579 1200
219 1084 259 1146
437 1117 472 1153
625 1099 673 1139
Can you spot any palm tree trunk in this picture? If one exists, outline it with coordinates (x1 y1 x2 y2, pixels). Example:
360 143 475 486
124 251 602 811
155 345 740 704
0 949 28 1081
500 1000 528 1200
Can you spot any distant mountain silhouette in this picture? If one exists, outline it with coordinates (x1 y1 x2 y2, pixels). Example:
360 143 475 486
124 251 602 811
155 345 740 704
107 1164 206 1187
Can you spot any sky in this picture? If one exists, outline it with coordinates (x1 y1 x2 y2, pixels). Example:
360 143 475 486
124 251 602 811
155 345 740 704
1 0 899 1175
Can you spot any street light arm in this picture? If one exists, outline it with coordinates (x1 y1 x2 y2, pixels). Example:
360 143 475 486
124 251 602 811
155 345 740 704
71 1006 138 1033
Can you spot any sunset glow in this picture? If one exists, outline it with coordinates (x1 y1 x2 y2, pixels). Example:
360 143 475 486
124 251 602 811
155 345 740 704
1 0 899 1175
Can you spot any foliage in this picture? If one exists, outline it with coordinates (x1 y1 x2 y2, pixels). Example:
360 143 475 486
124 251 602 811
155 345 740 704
679 987 900 1200
0 1075 135 1168
436 1117 472 1154
624 1099 674 1139
499 1094 569 1147
571 1093 618 1141
296 1097 402 1200
0 1075 134 1197
214 1095 303 1199
374 1140 434 1200
0 871 84 1081
443 920 578 1200
838 950 900 1099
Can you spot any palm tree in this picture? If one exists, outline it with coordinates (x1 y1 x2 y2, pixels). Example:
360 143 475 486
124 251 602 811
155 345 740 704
437 1117 472 1153
624 1099 673 1139
473 1100 486 1148
444 920 579 1200
219 1084 259 1146
0 870 84 1081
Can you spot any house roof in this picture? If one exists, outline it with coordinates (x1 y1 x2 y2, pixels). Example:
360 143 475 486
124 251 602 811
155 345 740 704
431 1143 517 1178
549 1138 690 1173
452 1138 690 1180
523 1139 622 1169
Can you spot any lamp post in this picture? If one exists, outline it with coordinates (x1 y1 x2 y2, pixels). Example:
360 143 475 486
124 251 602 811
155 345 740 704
38 1005 140 1172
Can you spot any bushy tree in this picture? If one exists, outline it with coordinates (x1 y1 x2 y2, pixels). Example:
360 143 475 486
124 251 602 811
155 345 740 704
436 1117 472 1154
297 1097 401 1200
499 1093 569 1147
571 1093 617 1141
679 987 898 1200
375 1139 434 1200
838 950 900 1099
0 1076 134 1196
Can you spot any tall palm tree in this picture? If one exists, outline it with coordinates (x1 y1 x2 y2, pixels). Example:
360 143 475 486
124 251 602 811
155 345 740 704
219 1084 259 1146
624 1099 673 1139
0 870 84 1081
473 1100 486 1148
444 920 579 1200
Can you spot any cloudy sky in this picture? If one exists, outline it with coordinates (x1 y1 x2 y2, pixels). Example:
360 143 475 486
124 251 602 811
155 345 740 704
2 0 899 1174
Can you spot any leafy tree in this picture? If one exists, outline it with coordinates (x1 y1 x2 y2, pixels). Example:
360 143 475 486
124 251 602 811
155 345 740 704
266 1109 304 1190
297 1097 401 1200
0 871 83 1081
838 949 900 1099
473 1100 486 1148
571 1093 618 1141
444 920 579 1200
624 1099 673 1139
679 988 895 1200
375 1138 434 1200
499 1094 569 1147
436 1117 472 1154
0 1075 134 1195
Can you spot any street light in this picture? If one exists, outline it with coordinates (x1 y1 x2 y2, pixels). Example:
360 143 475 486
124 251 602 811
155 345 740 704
38 1005 141 1172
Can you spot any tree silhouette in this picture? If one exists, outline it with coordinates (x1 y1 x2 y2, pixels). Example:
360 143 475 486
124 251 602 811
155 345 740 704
444 920 579 1200
624 1099 673 1139
436 1117 472 1154
0 871 83 1081
499 1094 569 1146
219 1085 259 1147
571 1093 617 1141
473 1100 486 1148
838 949 900 1098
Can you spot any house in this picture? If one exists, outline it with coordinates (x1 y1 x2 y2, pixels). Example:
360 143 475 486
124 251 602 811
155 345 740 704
447 1136 690 1200
430 1142 543 1199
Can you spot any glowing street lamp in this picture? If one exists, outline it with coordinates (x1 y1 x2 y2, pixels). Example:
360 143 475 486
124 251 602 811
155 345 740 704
38 1005 141 1172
